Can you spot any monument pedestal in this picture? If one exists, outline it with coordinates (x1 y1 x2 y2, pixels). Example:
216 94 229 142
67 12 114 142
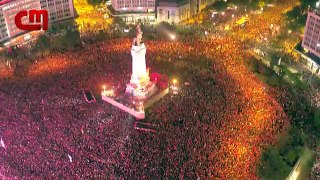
101 26 168 119
125 72 158 99
101 87 168 119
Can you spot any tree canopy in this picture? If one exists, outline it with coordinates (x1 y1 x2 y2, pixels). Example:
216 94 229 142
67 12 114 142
259 147 291 180
86 0 106 6
212 1 228 12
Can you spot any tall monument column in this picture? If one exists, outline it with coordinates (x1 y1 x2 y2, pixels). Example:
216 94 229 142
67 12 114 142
101 24 168 119
126 25 155 99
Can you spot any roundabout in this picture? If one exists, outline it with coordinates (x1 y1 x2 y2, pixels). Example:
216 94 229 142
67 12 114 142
0 37 288 179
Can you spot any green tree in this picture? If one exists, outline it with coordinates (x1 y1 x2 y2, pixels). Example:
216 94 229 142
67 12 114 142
259 147 291 180
286 6 301 20
212 1 228 12
87 0 106 7
265 0 274 4
64 29 81 50
300 0 318 9
36 34 51 50
51 29 80 51
285 146 303 166
314 110 320 131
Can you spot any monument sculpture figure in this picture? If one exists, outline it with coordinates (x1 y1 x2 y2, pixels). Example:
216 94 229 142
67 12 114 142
126 25 155 98
102 24 168 119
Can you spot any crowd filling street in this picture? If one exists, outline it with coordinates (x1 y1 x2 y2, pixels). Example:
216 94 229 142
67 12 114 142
0 35 290 178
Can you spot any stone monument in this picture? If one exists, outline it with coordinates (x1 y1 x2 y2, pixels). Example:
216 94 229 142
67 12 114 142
125 25 156 99
101 24 168 119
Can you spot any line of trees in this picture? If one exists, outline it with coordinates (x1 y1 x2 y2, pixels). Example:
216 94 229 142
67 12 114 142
286 0 318 32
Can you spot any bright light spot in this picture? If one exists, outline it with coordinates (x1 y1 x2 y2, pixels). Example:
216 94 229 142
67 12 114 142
173 79 177 84
24 34 31 40
170 34 176 40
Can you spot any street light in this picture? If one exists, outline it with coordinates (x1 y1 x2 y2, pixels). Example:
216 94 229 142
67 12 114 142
102 85 106 94
170 34 176 40
173 79 177 85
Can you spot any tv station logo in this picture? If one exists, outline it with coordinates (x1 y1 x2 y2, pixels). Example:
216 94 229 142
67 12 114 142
14 10 48 31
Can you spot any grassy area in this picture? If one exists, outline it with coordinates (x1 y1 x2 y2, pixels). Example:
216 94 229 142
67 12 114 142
279 64 308 89
245 52 316 179
243 57 288 87
297 148 315 180
258 127 308 180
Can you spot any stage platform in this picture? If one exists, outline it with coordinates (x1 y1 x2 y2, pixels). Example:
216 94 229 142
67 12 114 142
101 88 169 119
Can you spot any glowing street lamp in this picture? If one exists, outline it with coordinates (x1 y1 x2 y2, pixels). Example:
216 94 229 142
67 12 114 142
170 34 176 40
106 89 114 96
171 79 179 94
102 85 107 95
173 79 177 86
102 85 114 96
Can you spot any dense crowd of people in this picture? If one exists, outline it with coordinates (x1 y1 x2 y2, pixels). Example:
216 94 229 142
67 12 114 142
0 35 289 179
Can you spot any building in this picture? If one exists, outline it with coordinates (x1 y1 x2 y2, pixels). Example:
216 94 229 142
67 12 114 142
190 0 215 16
0 0 75 43
157 0 190 23
297 1 320 76
302 1 320 58
110 0 214 23
111 0 156 12
0 0 41 43
109 0 156 23
40 0 75 22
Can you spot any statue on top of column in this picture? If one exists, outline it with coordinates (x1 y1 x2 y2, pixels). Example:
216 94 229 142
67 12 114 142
129 24 148 86
133 24 143 47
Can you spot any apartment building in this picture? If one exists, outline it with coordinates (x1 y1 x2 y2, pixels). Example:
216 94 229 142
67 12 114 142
0 0 75 43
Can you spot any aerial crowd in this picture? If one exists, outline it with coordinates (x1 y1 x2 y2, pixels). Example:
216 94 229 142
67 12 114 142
0 35 291 179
